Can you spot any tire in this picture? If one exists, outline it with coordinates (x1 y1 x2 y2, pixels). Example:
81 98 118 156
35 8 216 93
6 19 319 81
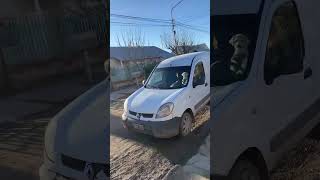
229 158 262 180
179 111 193 136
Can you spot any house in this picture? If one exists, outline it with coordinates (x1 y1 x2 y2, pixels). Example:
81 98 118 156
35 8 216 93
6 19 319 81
110 46 173 89
176 43 210 54
110 46 173 69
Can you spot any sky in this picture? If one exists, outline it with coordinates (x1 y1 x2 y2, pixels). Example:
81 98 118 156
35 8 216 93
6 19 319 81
110 0 210 52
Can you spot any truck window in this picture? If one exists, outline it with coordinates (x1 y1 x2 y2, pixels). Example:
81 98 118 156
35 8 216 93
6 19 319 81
193 62 206 86
264 1 304 85
211 13 261 86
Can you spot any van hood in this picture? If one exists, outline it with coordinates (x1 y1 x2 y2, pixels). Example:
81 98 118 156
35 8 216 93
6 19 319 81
128 88 185 113
46 80 108 163
211 82 242 108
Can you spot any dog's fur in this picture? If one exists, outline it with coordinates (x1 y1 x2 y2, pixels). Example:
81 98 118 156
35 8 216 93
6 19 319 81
229 34 250 76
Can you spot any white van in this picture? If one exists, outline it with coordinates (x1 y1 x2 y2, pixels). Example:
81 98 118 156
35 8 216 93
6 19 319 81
122 52 210 138
212 0 320 179
39 80 108 180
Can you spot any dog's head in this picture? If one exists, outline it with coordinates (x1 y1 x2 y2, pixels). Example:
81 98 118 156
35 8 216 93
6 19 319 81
229 34 250 50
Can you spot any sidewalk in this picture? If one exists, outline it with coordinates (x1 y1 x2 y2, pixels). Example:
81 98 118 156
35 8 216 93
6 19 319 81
164 136 210 180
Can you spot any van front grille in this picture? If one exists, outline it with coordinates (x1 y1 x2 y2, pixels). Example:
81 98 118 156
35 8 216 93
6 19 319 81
142 113 153 118
61 154 86 171
129 111 153 118
129 110 137 116
61 154 109 177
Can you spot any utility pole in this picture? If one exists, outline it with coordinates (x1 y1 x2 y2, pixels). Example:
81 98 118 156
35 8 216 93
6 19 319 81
171 0 184 54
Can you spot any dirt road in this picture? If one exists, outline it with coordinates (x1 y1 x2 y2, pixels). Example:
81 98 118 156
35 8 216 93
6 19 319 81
0 103 66 180
0 77 100 180
110 94 210 180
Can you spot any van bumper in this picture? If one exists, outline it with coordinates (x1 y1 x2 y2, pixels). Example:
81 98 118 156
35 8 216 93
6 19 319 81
123 117 181 138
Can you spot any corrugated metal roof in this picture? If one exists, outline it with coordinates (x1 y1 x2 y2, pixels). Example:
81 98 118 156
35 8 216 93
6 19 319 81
110 46 173 61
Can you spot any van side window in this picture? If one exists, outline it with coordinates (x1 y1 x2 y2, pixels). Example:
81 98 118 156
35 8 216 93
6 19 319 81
264 1 305 85
193 62 206 86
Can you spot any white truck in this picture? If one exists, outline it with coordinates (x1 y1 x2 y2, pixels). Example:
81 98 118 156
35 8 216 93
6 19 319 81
122 52 210 138
212 0 320 179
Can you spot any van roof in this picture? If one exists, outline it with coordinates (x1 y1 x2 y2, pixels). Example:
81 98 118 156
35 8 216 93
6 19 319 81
157 52 208 68
212 0 263 15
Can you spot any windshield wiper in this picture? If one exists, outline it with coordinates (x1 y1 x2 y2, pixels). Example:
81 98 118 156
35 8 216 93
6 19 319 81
146 84 160 89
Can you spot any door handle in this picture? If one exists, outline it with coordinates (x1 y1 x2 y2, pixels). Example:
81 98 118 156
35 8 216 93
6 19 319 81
304 67 312 79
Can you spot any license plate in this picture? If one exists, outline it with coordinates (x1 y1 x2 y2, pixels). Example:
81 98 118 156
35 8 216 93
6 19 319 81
133 123 144 131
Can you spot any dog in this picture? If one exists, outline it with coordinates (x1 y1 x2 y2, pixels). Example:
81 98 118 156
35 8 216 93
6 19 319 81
229 34 251 76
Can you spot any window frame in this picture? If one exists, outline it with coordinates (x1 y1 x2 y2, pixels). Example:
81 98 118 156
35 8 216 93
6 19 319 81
263 0 305 85
192 61 206 86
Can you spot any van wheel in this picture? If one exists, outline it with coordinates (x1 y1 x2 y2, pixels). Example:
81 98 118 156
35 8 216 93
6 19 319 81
179 112 193 136
229 158 261 180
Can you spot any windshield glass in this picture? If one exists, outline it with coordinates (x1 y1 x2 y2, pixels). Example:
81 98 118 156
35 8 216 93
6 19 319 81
145 66 191 89
211 14 261 86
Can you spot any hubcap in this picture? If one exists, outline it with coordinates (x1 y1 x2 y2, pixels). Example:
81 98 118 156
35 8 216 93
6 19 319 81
182 114 191 136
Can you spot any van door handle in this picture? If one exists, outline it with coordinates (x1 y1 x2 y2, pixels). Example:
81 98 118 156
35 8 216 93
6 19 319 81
304 67 312 79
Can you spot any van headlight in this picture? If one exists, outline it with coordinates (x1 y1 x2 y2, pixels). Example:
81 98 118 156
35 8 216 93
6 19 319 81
44 119 58 163
123 99 128 113
156 103 174 118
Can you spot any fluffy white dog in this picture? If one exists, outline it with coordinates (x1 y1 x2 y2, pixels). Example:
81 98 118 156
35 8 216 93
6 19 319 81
229 34 251 76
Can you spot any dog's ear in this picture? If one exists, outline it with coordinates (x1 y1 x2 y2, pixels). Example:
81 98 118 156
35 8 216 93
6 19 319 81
229 35 236 46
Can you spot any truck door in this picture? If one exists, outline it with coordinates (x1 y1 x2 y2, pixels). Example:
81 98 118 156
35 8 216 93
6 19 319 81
191 59 209 113
257 0 313 152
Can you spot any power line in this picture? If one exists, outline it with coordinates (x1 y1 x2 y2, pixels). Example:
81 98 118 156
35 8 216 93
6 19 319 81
110 21 171 27
111 13 172 23
110 13 209 33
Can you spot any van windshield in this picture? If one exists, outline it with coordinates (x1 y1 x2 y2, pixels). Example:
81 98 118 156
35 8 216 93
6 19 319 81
145 66 191 89
211 14 261 86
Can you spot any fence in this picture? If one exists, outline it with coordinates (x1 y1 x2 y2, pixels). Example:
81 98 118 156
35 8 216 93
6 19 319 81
111 62 158 84
1 5 107 65
111 63 143 82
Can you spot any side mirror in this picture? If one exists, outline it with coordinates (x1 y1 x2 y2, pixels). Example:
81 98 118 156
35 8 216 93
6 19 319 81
142 80 145 85
193 81 198 88
265 66 279 85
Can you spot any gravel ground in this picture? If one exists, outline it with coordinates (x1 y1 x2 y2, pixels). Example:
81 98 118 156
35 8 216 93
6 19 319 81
110 135 174 180
271 138 320 180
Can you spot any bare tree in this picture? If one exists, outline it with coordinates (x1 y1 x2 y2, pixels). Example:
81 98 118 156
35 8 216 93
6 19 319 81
115 28 148 85
116 28 146 47
161 30 197 55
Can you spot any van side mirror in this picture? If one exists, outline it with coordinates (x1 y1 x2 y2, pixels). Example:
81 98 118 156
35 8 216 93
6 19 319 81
265 66 277 85
142 80 145 85
193 80 199 88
